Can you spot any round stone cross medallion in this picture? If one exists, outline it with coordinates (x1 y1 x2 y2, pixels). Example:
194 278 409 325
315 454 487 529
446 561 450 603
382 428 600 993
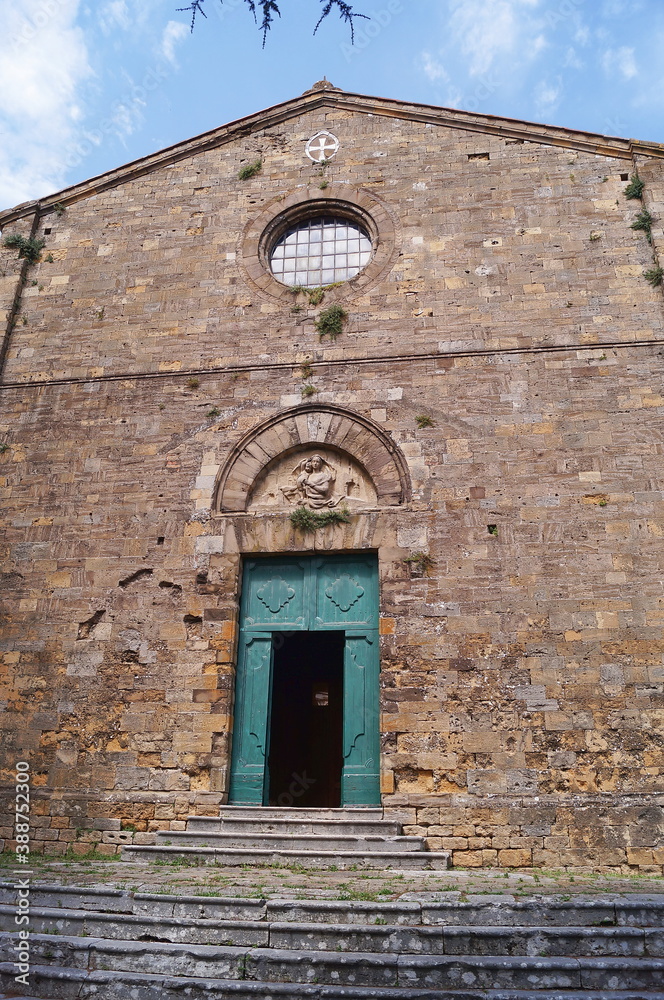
305 130 340 162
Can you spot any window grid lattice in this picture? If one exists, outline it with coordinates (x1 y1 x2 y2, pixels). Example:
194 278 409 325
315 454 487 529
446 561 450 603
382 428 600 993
269 216 372 288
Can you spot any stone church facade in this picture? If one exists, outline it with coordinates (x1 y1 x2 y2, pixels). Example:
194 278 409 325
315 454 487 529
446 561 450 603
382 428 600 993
1 81 663 871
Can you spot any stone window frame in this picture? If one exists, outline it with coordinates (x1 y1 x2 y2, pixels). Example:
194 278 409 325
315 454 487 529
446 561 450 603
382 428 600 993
237 185 400 303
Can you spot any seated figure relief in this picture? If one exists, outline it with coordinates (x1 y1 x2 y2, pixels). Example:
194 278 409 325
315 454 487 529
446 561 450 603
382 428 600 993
281 455 342 509
248 448 378 511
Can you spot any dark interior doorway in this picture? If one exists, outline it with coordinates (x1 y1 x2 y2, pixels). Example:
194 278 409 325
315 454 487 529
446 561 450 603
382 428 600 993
267 631 344 807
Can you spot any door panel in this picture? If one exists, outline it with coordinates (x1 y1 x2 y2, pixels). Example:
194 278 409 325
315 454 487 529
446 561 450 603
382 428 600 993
314 555 379 629
228 633 273 805
342 632 381 806
242 558 308 630
229 554 380 806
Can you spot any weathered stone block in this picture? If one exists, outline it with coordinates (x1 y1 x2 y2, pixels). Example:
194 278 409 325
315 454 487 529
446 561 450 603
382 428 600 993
499 849 533 868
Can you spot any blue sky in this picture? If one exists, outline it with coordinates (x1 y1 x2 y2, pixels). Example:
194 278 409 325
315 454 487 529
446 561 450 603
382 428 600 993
1 0 662 210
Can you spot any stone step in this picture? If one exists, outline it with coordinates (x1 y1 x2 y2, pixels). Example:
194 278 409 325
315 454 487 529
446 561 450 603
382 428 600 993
2 883 664 929
4 905 661 958
157 831 426 853
216 806 385 821
6 964 664 1000
0 905 270 948
418 896 664 928
121 844 450 868
189 814 402 836
5 935 664 991
271 922 660 958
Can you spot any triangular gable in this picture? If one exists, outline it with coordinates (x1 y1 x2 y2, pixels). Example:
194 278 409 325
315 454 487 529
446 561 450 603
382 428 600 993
2 81 662 224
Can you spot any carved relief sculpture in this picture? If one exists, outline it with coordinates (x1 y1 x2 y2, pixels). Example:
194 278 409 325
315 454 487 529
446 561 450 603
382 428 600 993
281 455 341 508
248 447 378 511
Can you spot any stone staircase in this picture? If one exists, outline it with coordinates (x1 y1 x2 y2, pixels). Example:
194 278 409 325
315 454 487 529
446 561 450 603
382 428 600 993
122 806 451 870
1 883 664 998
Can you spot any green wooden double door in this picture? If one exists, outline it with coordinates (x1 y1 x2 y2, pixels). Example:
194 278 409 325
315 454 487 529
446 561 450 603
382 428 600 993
229 554 380 807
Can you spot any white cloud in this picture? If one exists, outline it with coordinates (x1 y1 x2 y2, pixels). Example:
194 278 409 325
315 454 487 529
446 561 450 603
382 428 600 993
602 46 638 80
563 47 584 70
534 76 563 116
601 0 644 15
161 20 189 65
99 1 132 34
0 1 92 209
99 0 168 33
446 0 541 77
420 52 450 83
574 25 590 46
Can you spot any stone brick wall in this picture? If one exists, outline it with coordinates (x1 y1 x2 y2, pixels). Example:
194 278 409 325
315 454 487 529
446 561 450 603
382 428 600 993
0 90 662 869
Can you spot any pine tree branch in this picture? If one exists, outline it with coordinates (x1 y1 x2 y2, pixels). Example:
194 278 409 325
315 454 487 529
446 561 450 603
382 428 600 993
177 0 367 44
177 0 207 32
314 0 369 43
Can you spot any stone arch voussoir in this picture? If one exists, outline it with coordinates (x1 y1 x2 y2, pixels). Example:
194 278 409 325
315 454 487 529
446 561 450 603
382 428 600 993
215 404 410 512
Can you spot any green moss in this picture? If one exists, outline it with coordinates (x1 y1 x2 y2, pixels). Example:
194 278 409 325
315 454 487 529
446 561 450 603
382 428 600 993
415 415 434 428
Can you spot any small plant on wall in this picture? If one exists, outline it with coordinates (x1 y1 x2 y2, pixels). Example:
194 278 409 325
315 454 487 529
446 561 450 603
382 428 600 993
2 234 46 264
631 208 653 243
644 266 663 287
403 551 434 575
238 159 262 180
315 304 347 340
624 174 644 200
290 506 350 531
